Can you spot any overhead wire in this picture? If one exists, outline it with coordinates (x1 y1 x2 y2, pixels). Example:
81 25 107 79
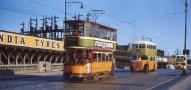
28 0 75 18
28 0 65 13
0 6 44 16
167 0 184 10
128 11 184 23
80 0 188 46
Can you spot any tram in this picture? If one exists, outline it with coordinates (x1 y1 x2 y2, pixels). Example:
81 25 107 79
130 40 157 72
175 55 188 74
63 20 117 81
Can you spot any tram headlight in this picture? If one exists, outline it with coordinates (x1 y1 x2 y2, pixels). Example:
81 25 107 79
79 73 83 77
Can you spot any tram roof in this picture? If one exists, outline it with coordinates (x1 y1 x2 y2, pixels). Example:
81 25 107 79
65 20 117 32
132 40 156 46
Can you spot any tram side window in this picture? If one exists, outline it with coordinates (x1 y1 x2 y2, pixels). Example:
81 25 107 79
94 29 97 37
89 25 116 41
93 53 97 61
151 45 156 49
113 32 117 41
106 54 109 61
141 55 148 60
102 53 106 61
107 32 111 40
139 44 145 48
76 50 83 63
150 57 155 61
147 45 156 49
132 55 138 60
88 28 93 37
93 53 113 62
132 44 138 48
98 53 102 62
147 45 150 49
109 54 112 61
67 50 75 64
153 45 156 49
147 44 152 49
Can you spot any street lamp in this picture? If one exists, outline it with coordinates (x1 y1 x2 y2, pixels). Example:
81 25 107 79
183 0 189 56
64 0 83 36
64 0 83 21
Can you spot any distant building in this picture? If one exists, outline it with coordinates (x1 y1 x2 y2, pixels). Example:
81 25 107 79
157 49 164 57
167 56 176 65
114 45 131 67
156 49 167 62
156 49 168 69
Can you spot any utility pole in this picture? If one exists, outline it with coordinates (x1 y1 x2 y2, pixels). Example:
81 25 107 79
64 0 83 21
41 16 45 30
29 17 34 35
182 0 188 75
64 0 83 37
20 22 25 33
65 0 67 22
184 0 188 53
87 13 90 21
77 14 83 20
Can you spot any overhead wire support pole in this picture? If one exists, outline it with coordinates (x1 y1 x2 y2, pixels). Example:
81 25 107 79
64 0 83 36
184 0 188 53
65 0 67 21
64 0 83 22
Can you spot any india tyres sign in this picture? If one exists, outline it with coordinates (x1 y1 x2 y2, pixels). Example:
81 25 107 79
0 31 64 51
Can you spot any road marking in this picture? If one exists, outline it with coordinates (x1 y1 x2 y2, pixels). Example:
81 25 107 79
143 76 178 90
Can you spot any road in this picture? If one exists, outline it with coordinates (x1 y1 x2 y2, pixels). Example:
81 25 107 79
0 69 188 90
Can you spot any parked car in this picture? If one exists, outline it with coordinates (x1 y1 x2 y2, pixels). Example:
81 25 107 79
187 60 191 70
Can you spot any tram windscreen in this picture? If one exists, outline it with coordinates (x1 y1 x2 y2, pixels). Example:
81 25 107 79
66 49 89 64
176 56 185 63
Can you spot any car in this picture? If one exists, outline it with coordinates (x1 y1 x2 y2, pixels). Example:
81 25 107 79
187 60 191 70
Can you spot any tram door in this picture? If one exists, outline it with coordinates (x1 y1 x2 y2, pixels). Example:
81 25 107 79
69 49 92 74
86 50 92 75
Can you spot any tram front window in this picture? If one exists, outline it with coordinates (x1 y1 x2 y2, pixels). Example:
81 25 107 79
132 44 138 49
141 55 148 60
139 44 145 48
76 50 84 64
67 49 89 64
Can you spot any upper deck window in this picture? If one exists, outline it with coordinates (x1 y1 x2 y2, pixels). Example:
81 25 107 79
147 44 156 49
88 27 116 41
132 44 138 48
64 20 117 41
139 44 145 48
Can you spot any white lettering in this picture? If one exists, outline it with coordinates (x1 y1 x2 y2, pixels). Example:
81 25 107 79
94 40 113 49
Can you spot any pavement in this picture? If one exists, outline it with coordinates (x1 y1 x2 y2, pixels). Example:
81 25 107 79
0 71 63 80
169 74 191 90
149 70 191 90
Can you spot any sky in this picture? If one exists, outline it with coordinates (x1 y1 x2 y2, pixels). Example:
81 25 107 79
0 0 190 55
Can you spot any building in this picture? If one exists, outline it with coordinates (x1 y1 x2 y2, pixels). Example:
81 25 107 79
114 45 131 68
